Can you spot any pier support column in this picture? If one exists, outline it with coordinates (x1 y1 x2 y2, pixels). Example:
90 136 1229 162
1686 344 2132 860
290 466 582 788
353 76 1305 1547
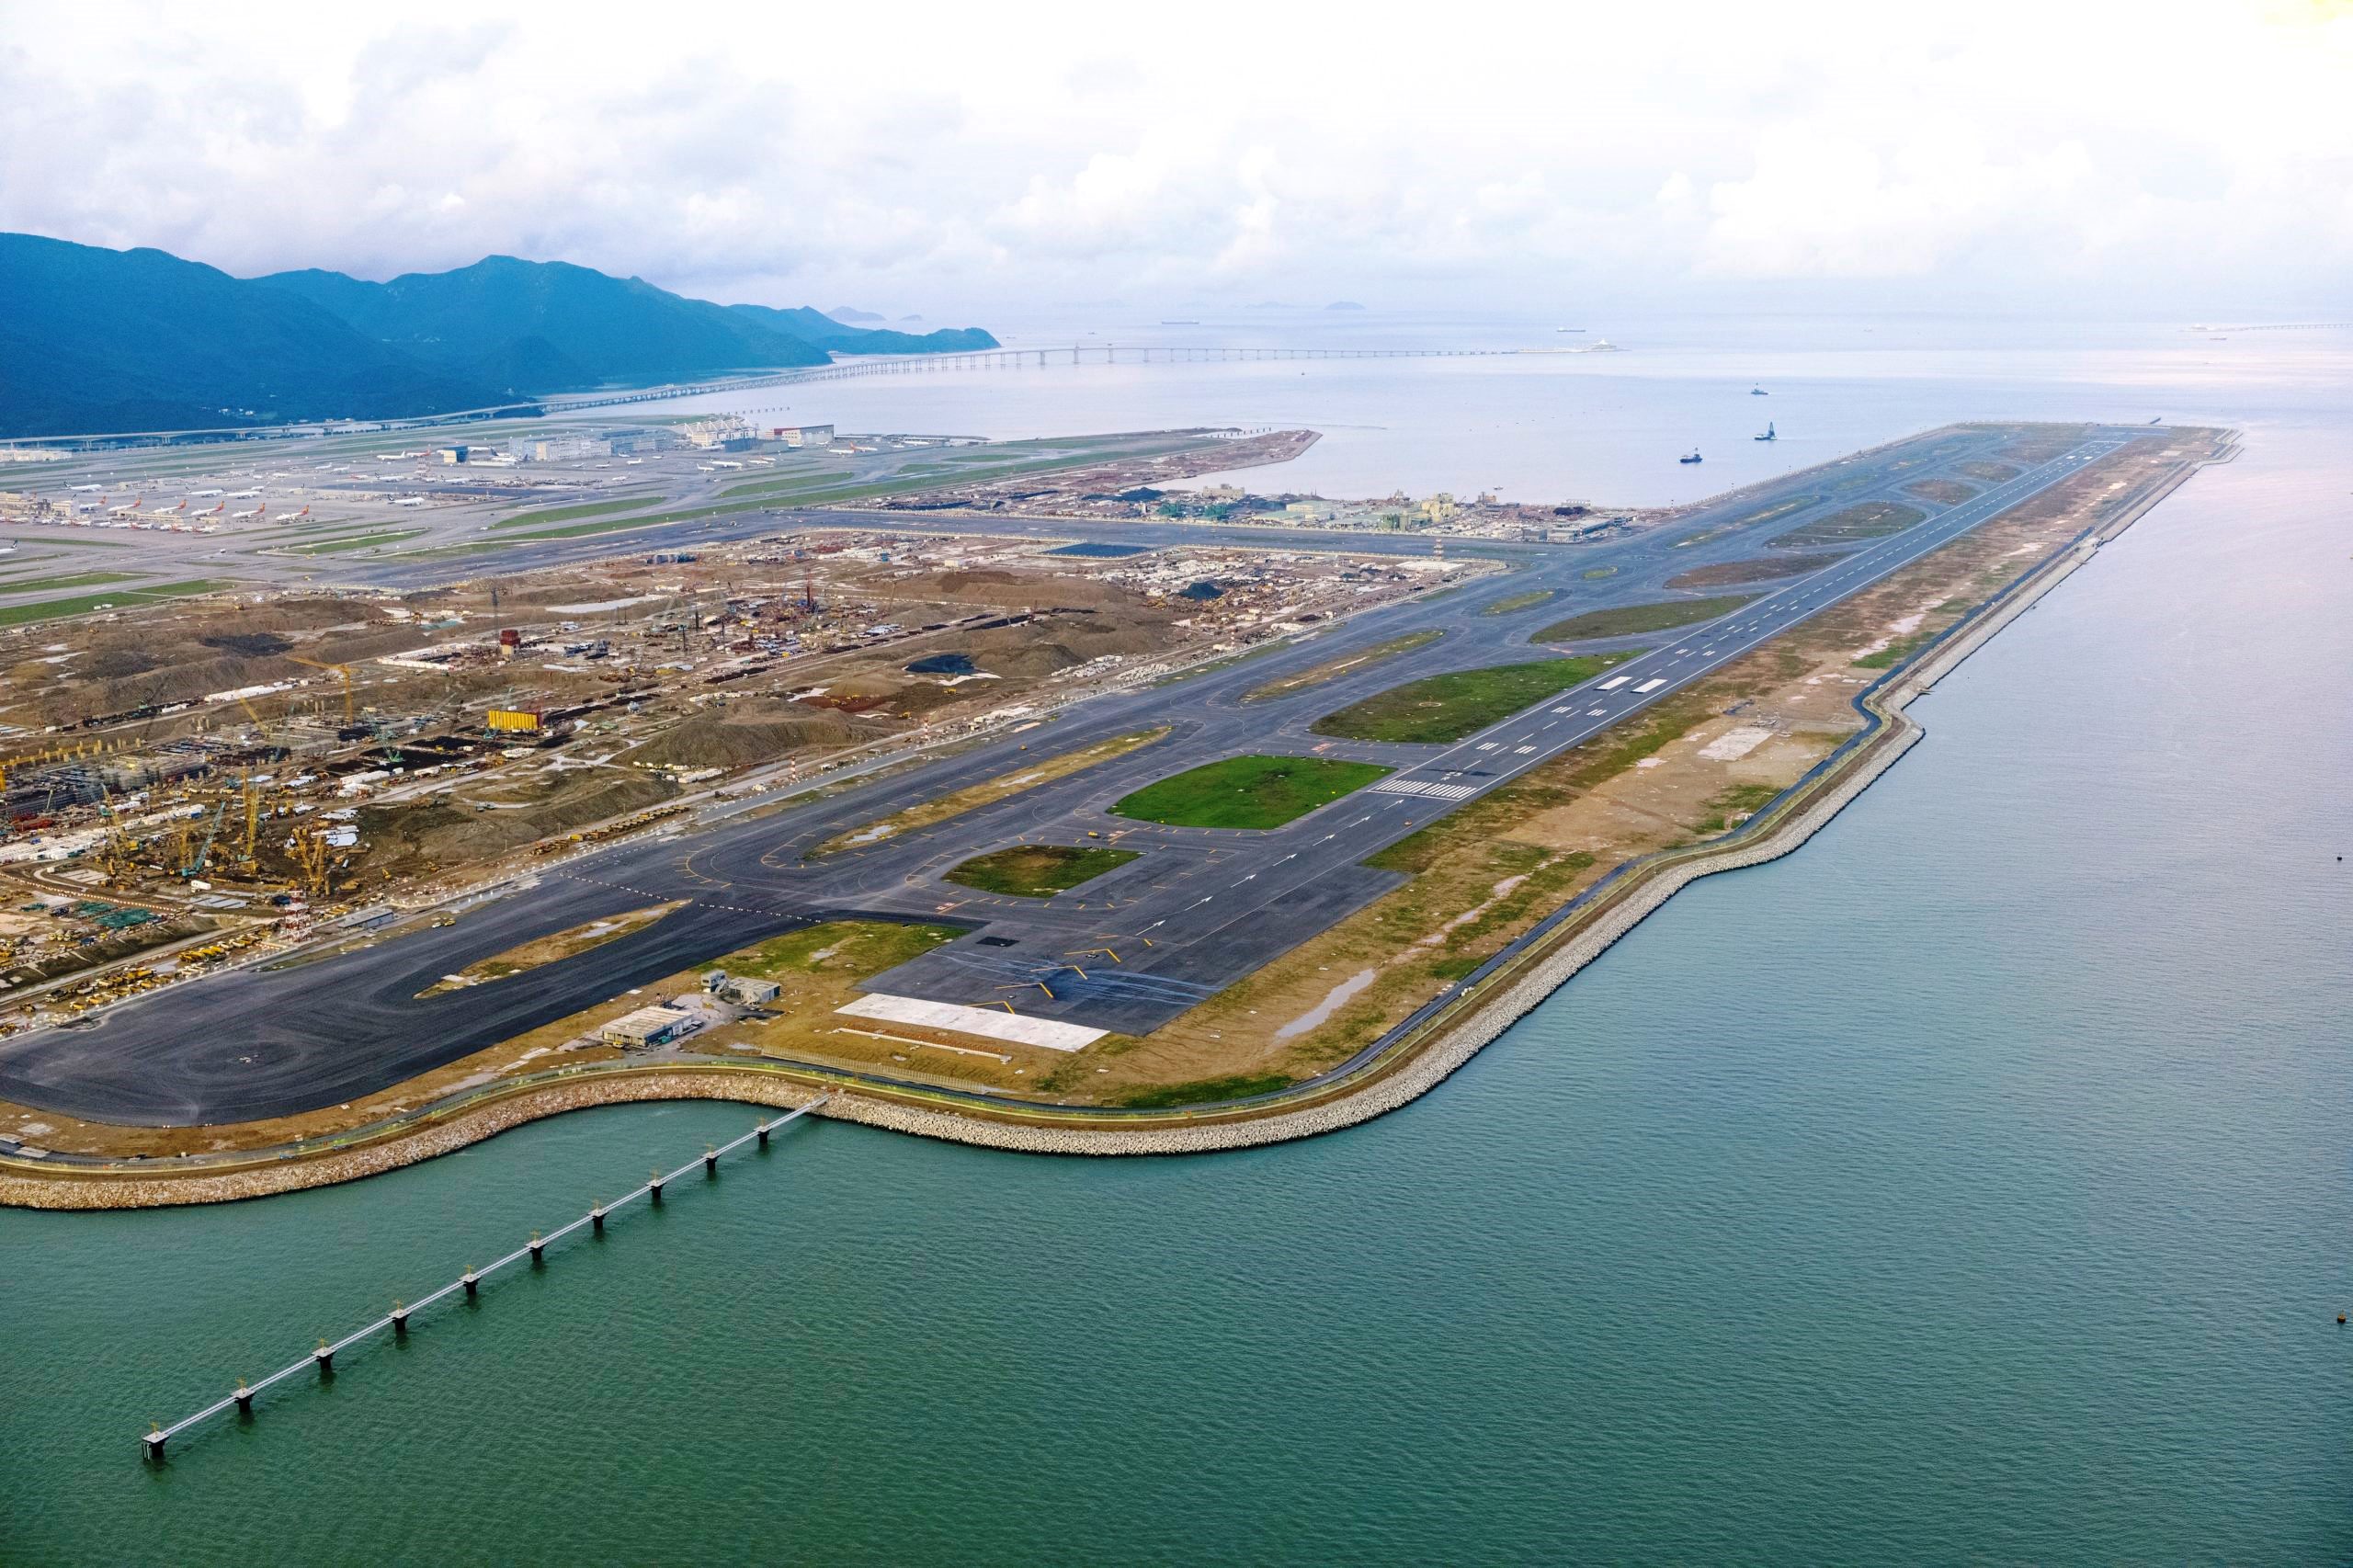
391 1301 409 1337
591 1206 606 1233
313 1340 334 1375
234 1381 254 1415
462 1268 480 1300
529 1232 545 1264
650 1176 665 1204
144 1426 166 1460
756 1121 770 1147
703 1145 719 1176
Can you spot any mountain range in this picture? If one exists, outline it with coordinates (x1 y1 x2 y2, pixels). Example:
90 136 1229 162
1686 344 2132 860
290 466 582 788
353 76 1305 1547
0 233 997 437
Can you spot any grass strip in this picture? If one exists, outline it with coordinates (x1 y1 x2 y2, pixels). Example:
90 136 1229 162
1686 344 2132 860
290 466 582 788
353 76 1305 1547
1481 588 1558 617
1666 552 1846 590
1310 656 1631 744
0 571 143 594
277 529 427 556
492 495 665 531
1112 755 1392 829
0 579 228 627
716 470 852 500
1244 631 1443 703
1118 1072 1295 1108
1769 501 1925 549
1535 595 1755 642
943 844 1141 898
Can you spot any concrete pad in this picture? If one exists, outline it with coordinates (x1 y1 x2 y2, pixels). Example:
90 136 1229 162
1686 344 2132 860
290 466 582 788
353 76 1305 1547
837 994 1106 1051
1699 726 1772 762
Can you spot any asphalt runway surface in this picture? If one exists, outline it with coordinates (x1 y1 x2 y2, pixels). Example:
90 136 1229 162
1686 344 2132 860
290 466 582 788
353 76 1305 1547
0 427 2147 1124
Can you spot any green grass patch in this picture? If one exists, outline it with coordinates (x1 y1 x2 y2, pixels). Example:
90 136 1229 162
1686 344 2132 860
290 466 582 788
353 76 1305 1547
1580 565 1619 580
492 495 664 531
1675 494 1821 550
1481 587 1558 617
0 579 228 627
278 529 427 555
720 920 962 979
1118 1072 1296 1108
1111 755 1392 829
1693 782 1783 835
1312 656 1632 744
0 571 142 594
716 470 852 500
1770 501 1926 549
1535 595 1755 642
942 844 1141 899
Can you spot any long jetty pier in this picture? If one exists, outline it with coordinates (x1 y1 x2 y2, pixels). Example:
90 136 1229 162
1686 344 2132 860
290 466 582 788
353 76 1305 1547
141 1096 829 1461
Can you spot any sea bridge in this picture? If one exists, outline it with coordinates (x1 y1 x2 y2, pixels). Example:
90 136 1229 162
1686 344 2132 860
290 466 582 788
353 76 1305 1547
140 1095 829 1460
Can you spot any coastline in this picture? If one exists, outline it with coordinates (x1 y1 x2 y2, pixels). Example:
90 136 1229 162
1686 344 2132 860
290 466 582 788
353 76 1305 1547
0 436 2232 1208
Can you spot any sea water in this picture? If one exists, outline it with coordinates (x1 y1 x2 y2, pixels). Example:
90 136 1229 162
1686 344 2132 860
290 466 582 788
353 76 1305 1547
2 315 2347 1563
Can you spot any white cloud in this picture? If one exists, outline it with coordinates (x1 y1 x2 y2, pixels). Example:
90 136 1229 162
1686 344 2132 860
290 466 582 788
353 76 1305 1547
1 0 2347 314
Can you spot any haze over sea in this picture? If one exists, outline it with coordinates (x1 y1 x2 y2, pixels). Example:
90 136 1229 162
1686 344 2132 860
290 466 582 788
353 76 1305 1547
4 312 2347 1563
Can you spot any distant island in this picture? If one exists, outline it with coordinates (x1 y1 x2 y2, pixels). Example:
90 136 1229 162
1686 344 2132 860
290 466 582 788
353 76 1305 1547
1325 301 1365 311
826 305 885 323
0 233 999 437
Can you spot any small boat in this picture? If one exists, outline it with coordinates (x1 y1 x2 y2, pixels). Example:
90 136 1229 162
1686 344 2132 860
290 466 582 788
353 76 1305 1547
1755 423 1776 442
1750 384 1768 395
1679 449 1703 464
1558 326 1586 333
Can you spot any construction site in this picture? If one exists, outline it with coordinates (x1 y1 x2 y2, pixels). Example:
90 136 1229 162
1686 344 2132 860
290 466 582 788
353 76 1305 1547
0 521 1477 1038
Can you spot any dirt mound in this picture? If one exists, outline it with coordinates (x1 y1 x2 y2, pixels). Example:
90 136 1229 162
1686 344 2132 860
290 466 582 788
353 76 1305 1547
982 642 1084 678
618 700 855 771
359 769 676 875
964 613 1168 679
930 570 1023 594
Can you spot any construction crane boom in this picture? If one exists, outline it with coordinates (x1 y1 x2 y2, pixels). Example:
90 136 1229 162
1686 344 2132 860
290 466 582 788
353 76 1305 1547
288 655 355 724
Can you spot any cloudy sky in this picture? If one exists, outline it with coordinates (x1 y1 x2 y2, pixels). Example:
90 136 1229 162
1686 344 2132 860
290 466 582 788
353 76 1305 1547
4 0 2348 318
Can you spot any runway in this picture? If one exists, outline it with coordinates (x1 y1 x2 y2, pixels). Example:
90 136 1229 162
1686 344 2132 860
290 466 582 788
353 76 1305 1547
0 426 2143 1124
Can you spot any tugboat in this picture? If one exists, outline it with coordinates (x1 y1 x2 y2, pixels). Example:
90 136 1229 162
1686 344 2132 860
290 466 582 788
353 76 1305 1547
1754 422 1777 442
1678 449 1703 464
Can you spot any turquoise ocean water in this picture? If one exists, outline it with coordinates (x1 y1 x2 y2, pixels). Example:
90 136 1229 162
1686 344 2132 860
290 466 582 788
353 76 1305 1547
3 315 2347 1562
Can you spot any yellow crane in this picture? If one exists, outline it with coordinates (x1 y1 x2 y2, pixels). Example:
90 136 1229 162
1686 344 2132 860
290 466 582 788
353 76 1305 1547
290 823 340 899
242 773 260 869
